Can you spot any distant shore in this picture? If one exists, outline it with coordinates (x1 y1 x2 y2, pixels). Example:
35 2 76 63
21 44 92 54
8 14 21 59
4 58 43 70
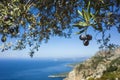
48 72 68 78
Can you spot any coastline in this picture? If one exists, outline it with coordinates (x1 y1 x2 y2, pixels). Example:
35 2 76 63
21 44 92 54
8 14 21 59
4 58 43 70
48 72 68 78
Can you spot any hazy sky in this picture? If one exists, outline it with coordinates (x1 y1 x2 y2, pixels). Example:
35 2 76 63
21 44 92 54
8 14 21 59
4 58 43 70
0 26 120 59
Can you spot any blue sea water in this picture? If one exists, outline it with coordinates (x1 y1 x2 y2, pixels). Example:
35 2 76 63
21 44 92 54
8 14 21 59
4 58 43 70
0 58 86 80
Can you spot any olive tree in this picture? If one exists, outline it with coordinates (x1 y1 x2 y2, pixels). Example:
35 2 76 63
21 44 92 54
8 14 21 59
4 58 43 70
0 0 120 57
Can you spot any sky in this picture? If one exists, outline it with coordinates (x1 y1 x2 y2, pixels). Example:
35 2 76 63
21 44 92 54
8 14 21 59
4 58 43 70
0 26 120 59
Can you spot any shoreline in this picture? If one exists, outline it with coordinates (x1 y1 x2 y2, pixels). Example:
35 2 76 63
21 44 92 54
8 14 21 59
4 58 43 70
48 72 68 78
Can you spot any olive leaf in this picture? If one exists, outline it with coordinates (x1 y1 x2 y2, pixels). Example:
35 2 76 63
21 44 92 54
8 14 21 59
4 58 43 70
75 1 94 28
78 10 83 17
75 29 86 34
73 22 90 27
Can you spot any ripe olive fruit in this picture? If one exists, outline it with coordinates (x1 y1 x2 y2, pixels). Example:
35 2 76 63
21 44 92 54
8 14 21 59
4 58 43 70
1 35 7 42
83 40 89 46
9 28 14 34
79 35 86 40
86 34 92 40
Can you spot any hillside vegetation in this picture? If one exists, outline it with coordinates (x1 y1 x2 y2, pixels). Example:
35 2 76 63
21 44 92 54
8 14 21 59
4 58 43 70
64 48 120 80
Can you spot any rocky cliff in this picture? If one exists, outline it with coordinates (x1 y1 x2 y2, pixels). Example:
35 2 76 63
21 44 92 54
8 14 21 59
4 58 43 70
64 48 120 80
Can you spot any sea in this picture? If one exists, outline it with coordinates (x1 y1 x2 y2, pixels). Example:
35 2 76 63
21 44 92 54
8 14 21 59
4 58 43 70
0 58 87 80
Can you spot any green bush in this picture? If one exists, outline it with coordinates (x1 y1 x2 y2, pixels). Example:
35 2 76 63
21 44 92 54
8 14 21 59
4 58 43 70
106 65 118 72
88 77 95 80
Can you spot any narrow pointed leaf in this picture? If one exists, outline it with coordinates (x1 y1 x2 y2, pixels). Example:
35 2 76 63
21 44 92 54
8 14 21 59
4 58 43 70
82 9 85 19
78 10 83 17
83 10 89 22
87 1 91 20
87 1 90 15
75 29 86 34
73 22 89 27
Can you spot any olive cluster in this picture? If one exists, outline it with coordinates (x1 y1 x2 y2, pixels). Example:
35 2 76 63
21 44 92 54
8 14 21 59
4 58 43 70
79 34 92 46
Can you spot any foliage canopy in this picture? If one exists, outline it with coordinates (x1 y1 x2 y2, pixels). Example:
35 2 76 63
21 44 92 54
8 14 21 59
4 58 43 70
0 0 120 57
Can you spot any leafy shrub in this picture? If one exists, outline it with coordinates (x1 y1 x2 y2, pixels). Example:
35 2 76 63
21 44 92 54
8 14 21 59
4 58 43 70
88 77 95 80
106 65 118 72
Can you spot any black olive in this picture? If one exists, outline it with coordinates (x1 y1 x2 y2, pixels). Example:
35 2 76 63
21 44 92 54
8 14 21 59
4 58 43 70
9 28 14 34
79 35 87 40
83 40 89 46
86 34 92 40
1 35 7 42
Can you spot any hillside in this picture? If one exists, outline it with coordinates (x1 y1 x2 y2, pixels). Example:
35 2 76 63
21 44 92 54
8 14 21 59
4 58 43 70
64 48 120 80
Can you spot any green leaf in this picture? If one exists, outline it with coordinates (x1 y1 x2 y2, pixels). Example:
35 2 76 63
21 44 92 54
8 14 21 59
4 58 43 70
82 9 89 22
86 11 90 22
73 22 89 27
5 21 13 26
78 10 83 17
82 9 85 20
87 1 91 21
90 11 98 20
87 1 90 17
90 13 95 19
75 29 85 34
73 24 84 29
